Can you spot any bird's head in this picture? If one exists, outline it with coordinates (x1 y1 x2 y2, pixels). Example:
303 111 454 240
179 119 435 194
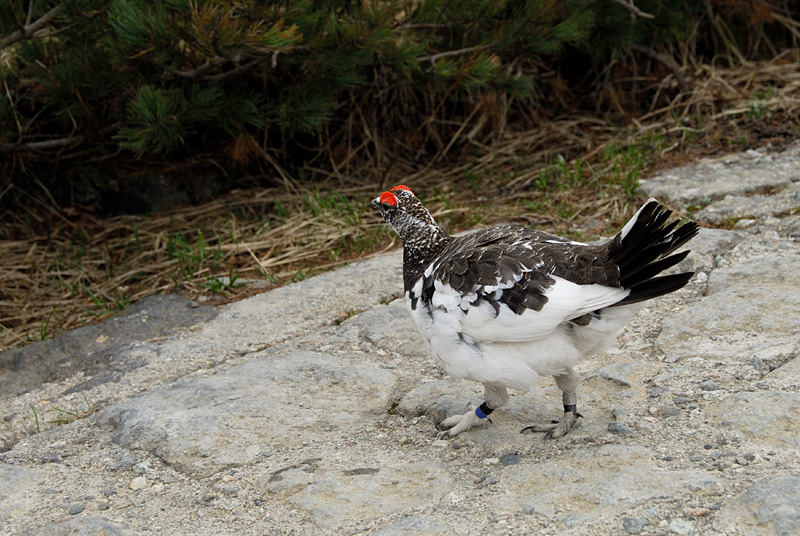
370 185 445 248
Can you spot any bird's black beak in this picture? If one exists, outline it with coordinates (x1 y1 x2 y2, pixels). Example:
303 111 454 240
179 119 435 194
369 196 382 211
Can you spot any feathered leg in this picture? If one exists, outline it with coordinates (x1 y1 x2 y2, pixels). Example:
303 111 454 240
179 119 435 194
521 368 582 439
437 384 508 439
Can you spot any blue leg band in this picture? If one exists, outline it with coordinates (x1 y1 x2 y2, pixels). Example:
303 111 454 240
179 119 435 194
475 402 494 419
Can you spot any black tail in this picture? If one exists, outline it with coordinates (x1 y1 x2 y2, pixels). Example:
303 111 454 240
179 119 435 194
609 199 699 306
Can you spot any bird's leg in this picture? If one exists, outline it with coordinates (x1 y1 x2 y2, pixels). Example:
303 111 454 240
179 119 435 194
521 368 583 439
437 384 508 439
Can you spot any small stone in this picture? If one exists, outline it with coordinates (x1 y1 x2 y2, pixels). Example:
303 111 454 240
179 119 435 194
483 457 500 465
668 518 694 534
608 422 632 436
735 457 749 466
97 499 110 511
68 504 85 515
622 517 647 534
133 461 152 475
690 507 712 517
129 476 148 490
42 451 62 463
213 484 240 496
650 386 668 398
699 380 717 391
500 454 520 466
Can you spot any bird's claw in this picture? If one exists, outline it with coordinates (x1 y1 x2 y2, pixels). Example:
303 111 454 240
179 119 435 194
520 412 582 439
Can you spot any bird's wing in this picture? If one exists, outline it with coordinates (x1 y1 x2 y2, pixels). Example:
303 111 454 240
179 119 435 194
420 232 629 344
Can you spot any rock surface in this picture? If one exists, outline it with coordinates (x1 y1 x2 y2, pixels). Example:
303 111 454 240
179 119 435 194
2 142 800 535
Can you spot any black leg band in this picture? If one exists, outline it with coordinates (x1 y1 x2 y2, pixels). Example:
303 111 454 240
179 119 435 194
564 404 578 414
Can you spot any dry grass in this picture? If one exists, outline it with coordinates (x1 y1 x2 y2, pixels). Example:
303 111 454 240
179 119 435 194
2 51 800 351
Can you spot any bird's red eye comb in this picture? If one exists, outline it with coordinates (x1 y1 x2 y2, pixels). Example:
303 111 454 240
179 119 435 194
379 191 398 206
391 185 413 195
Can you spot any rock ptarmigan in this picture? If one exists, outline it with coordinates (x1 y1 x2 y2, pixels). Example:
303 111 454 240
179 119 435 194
370 185 699 439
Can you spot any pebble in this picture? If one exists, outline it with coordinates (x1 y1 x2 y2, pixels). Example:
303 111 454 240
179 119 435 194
68 504 85 515
607 422 632 436
622 517 647 534
42 451 62 463
700 380 717 391
500 454 521 466
129 476 148 490
668 518 694 534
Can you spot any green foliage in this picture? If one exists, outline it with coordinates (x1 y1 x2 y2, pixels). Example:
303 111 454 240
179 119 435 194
1 0 796 192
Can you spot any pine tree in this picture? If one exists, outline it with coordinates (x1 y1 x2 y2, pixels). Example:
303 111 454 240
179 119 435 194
0 0 794 201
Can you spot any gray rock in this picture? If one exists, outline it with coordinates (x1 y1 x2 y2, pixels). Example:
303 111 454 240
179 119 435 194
0 294 218 396
501 445 718 525
699 380 717 391
278 462 453 530
500 453 521 466
348 299 429 358
396 378 484 423
705 392 800 449
763 357 800 387
668 518 694 534
656 252 800 362
678 228 744 273
13 516 134 535
67 504 85 515
622 516 648 534
373 516 453 536
0 465 43 530
98 351 396 477
696 182 800 225
717 475 800 535
584 361 658 388
608 422 633 436
638 142 800 206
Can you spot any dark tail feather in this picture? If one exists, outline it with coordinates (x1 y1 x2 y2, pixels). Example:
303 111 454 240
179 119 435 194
609 199 700 307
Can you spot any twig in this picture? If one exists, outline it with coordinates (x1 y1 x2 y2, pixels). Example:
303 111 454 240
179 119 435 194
173 58 222 79
1 136 85 152
417 44 492 64
203 58 261 82
1 5 59 47
630 44 692 94
611 0 655 19
401 22 459 30
1 136 84 151
26 0 35 26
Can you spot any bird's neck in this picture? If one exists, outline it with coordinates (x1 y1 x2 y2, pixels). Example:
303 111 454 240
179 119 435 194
400 222 452 290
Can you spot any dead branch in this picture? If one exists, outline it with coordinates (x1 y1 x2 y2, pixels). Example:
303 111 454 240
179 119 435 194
1 136 84 151
417 44 492 64
611 0 655 19
630 44 692 94
1 5 60 47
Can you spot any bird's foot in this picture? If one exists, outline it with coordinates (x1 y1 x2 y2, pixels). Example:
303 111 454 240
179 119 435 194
435 410 491 439
520 411 582 439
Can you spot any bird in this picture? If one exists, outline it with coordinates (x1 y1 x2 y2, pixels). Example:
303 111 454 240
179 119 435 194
370 185 699 439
